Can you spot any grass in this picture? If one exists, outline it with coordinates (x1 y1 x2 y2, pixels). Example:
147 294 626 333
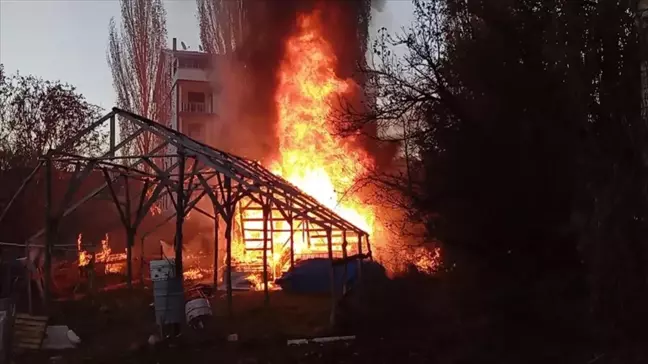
12 285 340 364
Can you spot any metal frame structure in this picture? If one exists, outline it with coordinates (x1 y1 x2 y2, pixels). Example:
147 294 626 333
0 107 372 325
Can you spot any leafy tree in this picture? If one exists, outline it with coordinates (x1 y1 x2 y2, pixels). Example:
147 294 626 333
0 65 104 170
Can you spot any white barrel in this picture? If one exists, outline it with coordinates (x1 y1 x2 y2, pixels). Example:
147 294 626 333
150 259 184 325
185 298 212 322
150 259 176 281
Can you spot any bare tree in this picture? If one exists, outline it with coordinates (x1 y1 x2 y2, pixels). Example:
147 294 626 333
197 0 247 55
107 0 170 155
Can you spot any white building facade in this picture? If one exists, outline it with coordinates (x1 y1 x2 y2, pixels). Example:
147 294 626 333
159 38 221 212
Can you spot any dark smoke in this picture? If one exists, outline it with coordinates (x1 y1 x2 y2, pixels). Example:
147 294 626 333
209 0 386 165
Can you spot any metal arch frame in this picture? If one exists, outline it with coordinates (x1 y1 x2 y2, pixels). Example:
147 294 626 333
0 108 371 325
113 108 367 235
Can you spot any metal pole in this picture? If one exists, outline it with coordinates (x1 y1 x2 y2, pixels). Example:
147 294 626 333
213 207 219 290
327 227 336 326
123 176 133 289
44 156 53 312
357 233 363 281
342 230 348 295
262 204 270 305
175 149 185 279
289 218 295 269
109 115 116 155
126 228 134 289
224 177 233 317
173 150 186 336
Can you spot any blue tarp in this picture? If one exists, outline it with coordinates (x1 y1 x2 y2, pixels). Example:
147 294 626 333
275 258 385 294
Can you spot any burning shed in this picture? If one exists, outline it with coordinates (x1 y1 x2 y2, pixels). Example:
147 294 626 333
1 107 372 323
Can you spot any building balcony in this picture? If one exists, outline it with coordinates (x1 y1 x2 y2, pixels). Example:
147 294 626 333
181 102 209 113
173 67 209 84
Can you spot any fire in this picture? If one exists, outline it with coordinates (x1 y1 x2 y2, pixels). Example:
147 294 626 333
77 234 93 267
159 240 211 281
95 234 127 274
223 10 441 276
183 267 205 281
246 274 277 291
76 233 126 274
224 11 377 276
271 12 374 234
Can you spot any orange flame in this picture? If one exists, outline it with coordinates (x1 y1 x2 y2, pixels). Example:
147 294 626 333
225 11 376 276
77 233 127 274
271 12 375 234
77 234 92 267
223 10 442 276
95 234 127 274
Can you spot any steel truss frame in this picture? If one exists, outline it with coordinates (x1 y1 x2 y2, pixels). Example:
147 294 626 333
0 108 372 326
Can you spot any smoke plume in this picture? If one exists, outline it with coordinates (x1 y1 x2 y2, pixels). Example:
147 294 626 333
203 0 377 163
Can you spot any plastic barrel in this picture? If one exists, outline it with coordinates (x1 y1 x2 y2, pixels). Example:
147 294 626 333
150 260 184 325
185 298 212 323
150 259 177 281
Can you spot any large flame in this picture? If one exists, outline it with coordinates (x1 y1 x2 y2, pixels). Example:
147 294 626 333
226 11 376 282
224 10 441 278
271 12 375 236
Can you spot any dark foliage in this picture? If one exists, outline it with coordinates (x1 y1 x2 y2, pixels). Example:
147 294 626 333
338 0 648 358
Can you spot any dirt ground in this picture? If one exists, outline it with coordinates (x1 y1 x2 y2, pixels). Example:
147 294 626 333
11 273 648 364
12 285 406 364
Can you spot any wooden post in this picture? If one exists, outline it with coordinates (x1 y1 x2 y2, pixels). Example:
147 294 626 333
213 209 219 290
262 204 270 305
44 156 53 311
327 227 336 326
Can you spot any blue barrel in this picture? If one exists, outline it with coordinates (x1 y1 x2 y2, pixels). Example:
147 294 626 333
150 260 184 325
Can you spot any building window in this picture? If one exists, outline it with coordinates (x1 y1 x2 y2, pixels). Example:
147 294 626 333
187 92 205 103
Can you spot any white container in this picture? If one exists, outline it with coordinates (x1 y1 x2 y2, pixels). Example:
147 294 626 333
150 260 184 325
185 298 212 322
150 259 176 281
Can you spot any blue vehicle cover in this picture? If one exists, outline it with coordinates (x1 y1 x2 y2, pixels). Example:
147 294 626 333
275 258 385 294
